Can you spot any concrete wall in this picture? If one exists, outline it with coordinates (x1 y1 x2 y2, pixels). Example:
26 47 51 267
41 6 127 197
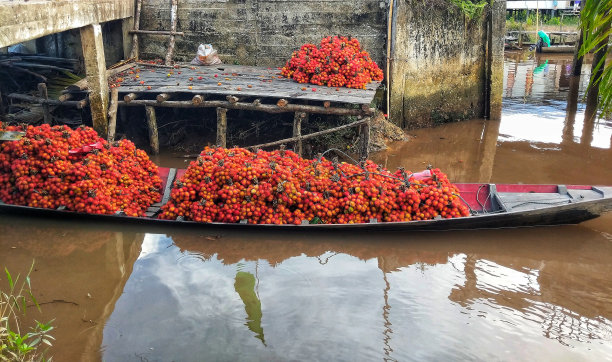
389 1 496 128
138 0 388 66
0 0 134 48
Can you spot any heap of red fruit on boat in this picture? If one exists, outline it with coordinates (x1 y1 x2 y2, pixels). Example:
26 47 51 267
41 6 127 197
158 146 470 224
280 36 384 89
0 122 161 216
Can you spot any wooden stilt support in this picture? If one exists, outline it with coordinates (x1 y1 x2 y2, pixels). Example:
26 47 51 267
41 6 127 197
58 93 73 102
293 112 307 156
107 87 119 142
38 83 51 124
0 90 5 116
226 95 239 104
80 24 109 137
359 117 370 160
124 93 139 103
216 107 227 148
7 93 88 109
145 106 159 154
165 0 179 65
156 93 172 103
130 0 143 59
192 94 205 105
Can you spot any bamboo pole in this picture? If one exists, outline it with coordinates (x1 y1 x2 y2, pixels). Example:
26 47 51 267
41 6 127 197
7 93 88 108
118 99 375 116
293 112 307 156
107 87 119 142
216 107 228 147
192 94 205 105
124 93 139 103
38 83 51 124
130 0 143 59
359 118 370 160
145 105 160 154
247 118 368 150
156 93 172 103
386 0 394 117
65 62 135 92
0 90 5 116
165 0 179 65
129 30 185 36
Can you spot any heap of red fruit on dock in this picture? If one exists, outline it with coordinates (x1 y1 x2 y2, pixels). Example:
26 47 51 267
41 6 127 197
280 35 384 89
159 146 469 224
0 122 161 216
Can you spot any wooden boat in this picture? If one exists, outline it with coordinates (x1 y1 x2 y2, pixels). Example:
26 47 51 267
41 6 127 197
0 167 611 231
539 45 576 53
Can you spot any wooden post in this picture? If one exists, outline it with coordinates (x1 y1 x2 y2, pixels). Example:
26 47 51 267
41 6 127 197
192 95 205 105
130 0 143 60
108 87 119 142
156 93 172 103
0 90 5 116
124 93 139 103
359 117 370 160
216 107 227 148
226 95 239 104
145 106 159 154
80 24 109 137
293 112 307 156
165 0 179 65
38 83 51 124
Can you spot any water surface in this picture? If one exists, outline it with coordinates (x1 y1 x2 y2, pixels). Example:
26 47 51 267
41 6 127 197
0 52 611 361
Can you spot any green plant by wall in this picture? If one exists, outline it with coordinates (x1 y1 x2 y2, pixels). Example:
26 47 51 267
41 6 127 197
1 262 54 361
449 0 489 20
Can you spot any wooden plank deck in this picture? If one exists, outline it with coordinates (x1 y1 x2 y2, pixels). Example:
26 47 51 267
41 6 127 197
111 64 381 106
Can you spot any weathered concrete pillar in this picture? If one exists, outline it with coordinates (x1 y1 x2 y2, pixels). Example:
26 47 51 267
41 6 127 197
121 17 134 60
488 0 506 121
80 24 109 137
389 1 489 129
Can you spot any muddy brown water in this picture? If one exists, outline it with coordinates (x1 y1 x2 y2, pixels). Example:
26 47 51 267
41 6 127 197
1 52 612 361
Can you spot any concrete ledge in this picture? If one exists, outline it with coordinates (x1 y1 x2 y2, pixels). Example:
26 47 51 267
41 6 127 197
0 0 134 48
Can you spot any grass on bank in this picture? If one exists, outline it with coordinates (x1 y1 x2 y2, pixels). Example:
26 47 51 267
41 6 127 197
1 262 54 361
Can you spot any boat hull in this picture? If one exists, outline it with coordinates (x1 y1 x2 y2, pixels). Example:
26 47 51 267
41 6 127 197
1 183 611 232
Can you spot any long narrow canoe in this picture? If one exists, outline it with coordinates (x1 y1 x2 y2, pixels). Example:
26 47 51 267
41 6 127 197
0 167 611 231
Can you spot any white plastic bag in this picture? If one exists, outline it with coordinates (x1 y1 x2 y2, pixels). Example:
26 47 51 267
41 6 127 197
190 44 222 65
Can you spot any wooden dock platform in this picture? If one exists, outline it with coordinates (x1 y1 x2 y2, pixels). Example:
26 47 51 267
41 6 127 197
110 64 380 109
93 63 381 157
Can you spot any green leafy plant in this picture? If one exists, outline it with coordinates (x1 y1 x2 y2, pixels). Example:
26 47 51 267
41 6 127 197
449 0 489 20
1 262 54 361
579 0 612 117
